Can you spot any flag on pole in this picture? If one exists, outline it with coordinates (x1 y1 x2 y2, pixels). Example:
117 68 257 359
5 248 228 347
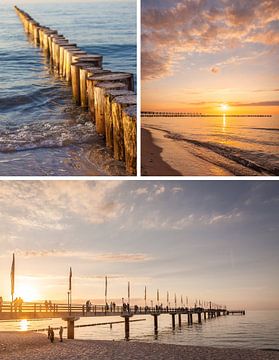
105 276 108 299
128 281 130 302
144 286 146 301
10 253 15 300
181 295 183 306
167 291 169 304
174 293 177 306
157 289 159 302
69 267 72 291
186 296 188 305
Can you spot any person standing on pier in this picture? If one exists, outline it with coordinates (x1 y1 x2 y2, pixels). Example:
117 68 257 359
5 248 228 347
47 326 51 339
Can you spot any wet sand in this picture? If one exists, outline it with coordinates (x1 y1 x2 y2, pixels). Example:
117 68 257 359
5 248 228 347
1 332 279 360
141 128 182 176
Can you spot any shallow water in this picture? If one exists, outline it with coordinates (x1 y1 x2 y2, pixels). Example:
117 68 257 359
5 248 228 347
142 116 279 176
1 310 278 351
0 1 136 175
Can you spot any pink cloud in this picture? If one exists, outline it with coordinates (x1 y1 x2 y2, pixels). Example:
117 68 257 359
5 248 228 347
142 0 279 80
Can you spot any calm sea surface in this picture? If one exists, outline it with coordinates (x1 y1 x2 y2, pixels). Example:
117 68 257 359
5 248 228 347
142 116 279 176
0 310 278 351
0 1 136 175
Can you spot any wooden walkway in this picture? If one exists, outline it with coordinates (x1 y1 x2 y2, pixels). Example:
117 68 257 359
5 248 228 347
0 302 245 339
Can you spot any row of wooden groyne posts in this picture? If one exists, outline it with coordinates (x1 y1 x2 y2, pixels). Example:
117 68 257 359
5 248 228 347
142 111 272 118
0 301 245 340
14 6 137 175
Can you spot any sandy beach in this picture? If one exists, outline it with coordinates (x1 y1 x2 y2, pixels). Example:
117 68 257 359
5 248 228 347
141 128 182 176
1 332 279 360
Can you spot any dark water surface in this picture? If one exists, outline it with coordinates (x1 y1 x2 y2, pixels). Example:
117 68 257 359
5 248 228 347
0 1 136 175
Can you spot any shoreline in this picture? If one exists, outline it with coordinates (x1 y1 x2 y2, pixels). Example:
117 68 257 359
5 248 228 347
141 128 182 176
1 332 279 360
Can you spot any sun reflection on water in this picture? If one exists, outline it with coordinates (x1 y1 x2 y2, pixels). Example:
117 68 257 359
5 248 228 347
222 114 226 131
20 319 29 331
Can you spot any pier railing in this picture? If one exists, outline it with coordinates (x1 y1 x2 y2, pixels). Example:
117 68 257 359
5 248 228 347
0 301 229 317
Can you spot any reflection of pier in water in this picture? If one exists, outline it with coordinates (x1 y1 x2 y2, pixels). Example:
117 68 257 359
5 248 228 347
0 302 245 340
142 111 272 118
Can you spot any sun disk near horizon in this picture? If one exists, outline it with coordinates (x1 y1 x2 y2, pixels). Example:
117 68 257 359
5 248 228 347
220 103 229 112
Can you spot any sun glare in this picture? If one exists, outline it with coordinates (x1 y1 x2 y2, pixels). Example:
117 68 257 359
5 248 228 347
20 319 29 331
220 103 229 112
16 283 40 302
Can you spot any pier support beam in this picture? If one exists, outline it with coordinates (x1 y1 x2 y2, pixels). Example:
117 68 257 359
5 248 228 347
62 316 80 339
151 313 160 334
198 312 202 324
171 313 176 329
188 313 193 325
178 313 182 327
121 313 133 341
204 312 206 320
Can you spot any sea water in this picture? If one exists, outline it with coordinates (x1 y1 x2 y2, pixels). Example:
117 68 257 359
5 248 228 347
0 1 136 175
142 116 279 176
0 310 278 351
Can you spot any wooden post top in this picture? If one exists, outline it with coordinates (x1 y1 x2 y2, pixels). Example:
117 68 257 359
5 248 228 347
95 81 128 90
112 94 137 105
105 89 134 98
88 73 133 82
123 105 137 119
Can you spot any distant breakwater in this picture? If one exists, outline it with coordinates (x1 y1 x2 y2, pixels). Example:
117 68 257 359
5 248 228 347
14 6 137 175
142 112 272 118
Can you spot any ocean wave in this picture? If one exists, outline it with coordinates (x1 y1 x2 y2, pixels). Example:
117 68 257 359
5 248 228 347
146 125 279 175
0 115 98 153
165 133 279 175
0 85 67 111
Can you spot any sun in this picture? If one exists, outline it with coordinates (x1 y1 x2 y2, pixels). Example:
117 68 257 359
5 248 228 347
220 103 229 112
16 283 40 302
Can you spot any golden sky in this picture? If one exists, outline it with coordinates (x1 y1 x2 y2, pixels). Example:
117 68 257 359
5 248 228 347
142 0 279 114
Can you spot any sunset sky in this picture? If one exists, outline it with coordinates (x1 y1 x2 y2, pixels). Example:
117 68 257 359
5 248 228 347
142 0 279 114
0 180 278 310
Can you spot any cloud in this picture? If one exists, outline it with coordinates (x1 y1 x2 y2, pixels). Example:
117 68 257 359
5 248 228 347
0 181 125 230
142 0 279 80
2 249 153 263
232 101 279 107
211 66 220 74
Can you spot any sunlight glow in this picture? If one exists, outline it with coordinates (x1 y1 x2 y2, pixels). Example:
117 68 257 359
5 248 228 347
220 103 229 112
16 283 40 302
20 320 29 331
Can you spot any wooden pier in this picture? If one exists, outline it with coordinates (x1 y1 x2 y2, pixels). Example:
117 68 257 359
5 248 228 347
14 6 137 175
142 111 272 118
0 302 245 340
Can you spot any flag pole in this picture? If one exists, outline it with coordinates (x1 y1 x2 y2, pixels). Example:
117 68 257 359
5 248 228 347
105 276 108 309
144 286 146 308
10 253 15 311
69 267 72 315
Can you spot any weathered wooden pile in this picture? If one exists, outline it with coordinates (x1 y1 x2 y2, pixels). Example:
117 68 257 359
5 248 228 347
14 6 137 175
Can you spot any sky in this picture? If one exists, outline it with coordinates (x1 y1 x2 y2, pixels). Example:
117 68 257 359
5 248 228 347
142 0 279 114
0 180 278 310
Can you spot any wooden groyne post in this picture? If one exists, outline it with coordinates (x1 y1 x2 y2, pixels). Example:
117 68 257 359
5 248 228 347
14 6 137 175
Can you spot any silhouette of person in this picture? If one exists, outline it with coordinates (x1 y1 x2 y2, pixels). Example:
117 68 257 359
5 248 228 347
0 297 3 312
59 326 63 342
50 328 55 343
47 326 51 339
